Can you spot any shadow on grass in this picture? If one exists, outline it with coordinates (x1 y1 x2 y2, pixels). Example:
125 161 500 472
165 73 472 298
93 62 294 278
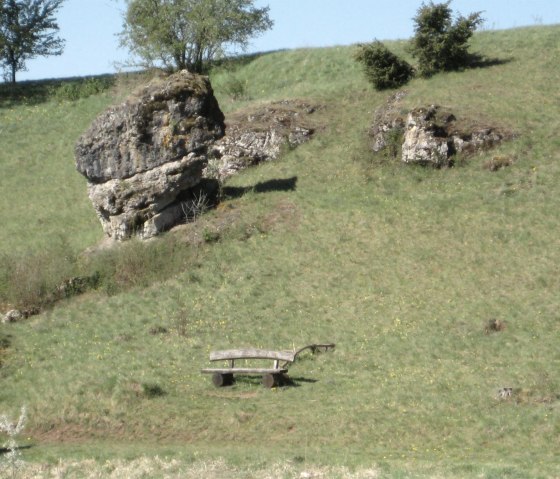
0 79 54 107
0 74 114 108
227 374 318 389
221 176 298 199
0 445 33 455
467 53 514 69
208 49 288 73
284 376 319 387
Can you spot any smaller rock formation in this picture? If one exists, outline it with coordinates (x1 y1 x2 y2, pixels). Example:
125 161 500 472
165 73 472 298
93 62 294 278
401 105 508 167
1 308 39 323
371 92 513 167
75 70 225 240
370 90 407 153
2 309 22 323
206 100 319 181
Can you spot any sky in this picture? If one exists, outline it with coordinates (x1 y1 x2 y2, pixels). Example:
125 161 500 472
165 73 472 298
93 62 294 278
13 0 560 82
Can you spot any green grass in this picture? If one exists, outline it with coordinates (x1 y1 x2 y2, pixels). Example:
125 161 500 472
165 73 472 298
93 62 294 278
0 94 111 256
1 25 560 478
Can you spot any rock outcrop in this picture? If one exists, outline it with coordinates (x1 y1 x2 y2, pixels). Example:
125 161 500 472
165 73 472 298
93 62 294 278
401 105 508 167
371 92 513 167
1 308 39 324
370 90 407 153
205 100 318 181
75 70 225 240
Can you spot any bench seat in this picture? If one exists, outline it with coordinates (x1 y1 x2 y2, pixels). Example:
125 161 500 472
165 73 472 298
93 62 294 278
201 367 288 375
201 343 335 388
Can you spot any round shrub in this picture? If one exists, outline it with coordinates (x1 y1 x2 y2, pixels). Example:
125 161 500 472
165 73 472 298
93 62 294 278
410 1 483 77
354 41 414 90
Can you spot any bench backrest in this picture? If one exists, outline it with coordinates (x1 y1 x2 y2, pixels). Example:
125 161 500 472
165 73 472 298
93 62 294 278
209 348 296 363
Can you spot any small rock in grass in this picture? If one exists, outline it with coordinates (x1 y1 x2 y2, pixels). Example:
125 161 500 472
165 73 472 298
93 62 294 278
485 318 506 333
497 387 513 399
2 309 23 323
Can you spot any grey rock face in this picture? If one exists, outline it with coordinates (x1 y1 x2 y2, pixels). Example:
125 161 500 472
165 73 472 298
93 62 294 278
370 90 407 153
75 71 225 239
1 308 39 323
401 105 510 167
371 92 513 167
401 106 453 167
2 309 22 323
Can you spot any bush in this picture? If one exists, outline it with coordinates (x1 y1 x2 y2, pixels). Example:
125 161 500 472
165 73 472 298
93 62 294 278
48 76 114 102
410 1 483 77
354 41 414 90
0 240 79 311
222 74 247 100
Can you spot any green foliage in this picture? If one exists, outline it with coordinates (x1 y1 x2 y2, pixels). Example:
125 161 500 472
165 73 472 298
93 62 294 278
48 76 114 102
203 227 220 243
222 73 247 99
410 1 483 77
0 0 65 83
354 40 414 90
120 0 273 73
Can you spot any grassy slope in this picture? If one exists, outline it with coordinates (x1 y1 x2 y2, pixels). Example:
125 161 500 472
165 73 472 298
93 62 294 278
1 26 559 477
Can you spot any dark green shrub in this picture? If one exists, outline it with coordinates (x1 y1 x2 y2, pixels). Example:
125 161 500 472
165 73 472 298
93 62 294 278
410 1 483 77
354 41 414 90
141 382 166 398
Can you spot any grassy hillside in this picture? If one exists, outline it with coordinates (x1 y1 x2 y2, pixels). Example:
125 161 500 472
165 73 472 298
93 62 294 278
1 26 559 478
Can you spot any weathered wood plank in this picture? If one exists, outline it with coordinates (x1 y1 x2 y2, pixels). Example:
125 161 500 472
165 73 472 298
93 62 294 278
201 367 288 375
209 349 296 363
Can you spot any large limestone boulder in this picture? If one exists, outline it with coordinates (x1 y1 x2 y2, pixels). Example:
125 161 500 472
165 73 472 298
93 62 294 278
75 71 225 240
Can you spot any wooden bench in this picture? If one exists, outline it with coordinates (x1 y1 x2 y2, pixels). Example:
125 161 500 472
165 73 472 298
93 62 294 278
201 343 335 388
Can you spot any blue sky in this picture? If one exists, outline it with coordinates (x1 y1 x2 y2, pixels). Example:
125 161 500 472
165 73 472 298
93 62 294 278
14 0 560 82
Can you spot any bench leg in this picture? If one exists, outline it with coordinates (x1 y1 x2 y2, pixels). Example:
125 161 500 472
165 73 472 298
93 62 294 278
212 372 234 387
262 373 284 388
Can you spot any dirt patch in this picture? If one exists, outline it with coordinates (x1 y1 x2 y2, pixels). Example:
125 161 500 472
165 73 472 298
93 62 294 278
260 199 301 233
173 195 300 247
224 99 323 133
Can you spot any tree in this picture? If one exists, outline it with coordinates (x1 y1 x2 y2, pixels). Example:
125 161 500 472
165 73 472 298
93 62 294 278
410 1 483 77
120 0 273 74
0 0 65 83
354 41 414 90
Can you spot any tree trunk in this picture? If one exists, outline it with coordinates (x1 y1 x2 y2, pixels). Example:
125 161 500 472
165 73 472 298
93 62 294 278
10 64 16 84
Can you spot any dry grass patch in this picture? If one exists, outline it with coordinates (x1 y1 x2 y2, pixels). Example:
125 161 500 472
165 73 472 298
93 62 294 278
16 458 381 479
